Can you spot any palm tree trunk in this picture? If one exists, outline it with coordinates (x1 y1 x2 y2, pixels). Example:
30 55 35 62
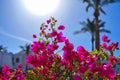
91 33 94 51
94 2 101 79
94 1 100 50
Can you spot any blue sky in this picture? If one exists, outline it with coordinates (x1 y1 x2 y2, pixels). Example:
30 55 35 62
0 0 120 56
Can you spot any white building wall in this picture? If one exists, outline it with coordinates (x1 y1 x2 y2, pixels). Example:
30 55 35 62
13 51 33 72
0 50 33 72
13 51 26 71
0 52 13 68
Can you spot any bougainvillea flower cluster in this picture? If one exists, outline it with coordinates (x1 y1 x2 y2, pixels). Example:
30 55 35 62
0 17 120 80
1 64 24 80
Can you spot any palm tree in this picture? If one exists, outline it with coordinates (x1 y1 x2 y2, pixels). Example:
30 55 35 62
19 44 31 55
0 45 7 52
82 0 115 50
74 18 111 51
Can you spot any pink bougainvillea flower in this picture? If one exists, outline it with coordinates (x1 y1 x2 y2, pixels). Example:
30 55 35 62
106 69 116 79
103 42 119 51
74 75 82 80
63 51 75 62
45 25 48 28
67 65 73 70
86 55 97 64
103 62 111 70
50 30 58 37
111 42 119 50
52 44 59 50
58 25 65 30
62 39 75 62
40 66 49 75
26 55 38 67
90 64 102 73
46 19 51 24
47 44 59 53
31 41 46 54
62 39 74 51
100 67 115 79
78 66 88 74
102 43 107 49
77 46 89 56
40 26 42 30
75 46 89 62
33 34 37 38
0 74 3 79
27 52 49 67
47 44 54 53
109 55 117 64
2 65 11 77
61 59 68 66
102 35 110 43
54 19 57 22
38 53 48 66
17 64 22 69
55 32 66 42
106 45 113 51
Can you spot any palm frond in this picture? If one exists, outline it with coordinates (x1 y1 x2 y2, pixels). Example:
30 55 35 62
19 46 25 51
80 21 86 26
99 21 106 28
100 29 111 33
83 0 90 3
99 7 106 15
73 31 82 34
86 3 94 12
0 45 7 52
81 27 89 32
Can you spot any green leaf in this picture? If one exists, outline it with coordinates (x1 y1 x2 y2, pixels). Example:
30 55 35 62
84 70 90 77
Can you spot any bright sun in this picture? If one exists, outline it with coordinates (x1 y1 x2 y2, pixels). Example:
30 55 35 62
23 0 60 16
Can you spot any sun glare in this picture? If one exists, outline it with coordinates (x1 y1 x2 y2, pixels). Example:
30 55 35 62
23 0 60 16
